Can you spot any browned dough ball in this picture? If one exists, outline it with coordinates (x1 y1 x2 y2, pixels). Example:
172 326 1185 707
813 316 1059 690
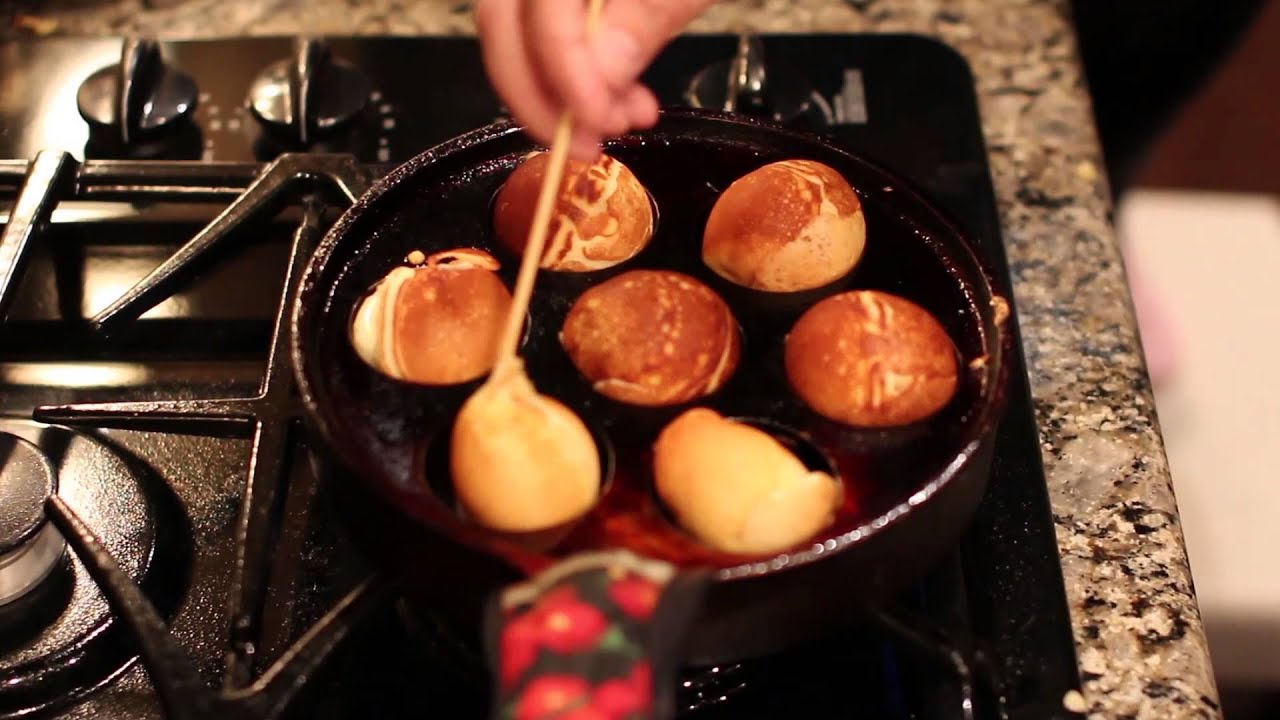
703 159 867 292
350 248 511 385
653 408 842 555
785 290 958 427
560 270 740 406
451 363 601 533
494 151 654 272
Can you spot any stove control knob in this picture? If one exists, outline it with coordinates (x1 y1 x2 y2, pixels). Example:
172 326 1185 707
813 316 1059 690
248 37 372 145
77 38 199 144
685 34 822 127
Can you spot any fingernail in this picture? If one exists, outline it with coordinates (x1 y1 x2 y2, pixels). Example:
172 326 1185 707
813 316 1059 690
591 27 644 90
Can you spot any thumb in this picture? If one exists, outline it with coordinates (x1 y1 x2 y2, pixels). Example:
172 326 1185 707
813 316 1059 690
590 0 717 92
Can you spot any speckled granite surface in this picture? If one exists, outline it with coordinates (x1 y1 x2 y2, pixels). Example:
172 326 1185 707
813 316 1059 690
4 1 1220 718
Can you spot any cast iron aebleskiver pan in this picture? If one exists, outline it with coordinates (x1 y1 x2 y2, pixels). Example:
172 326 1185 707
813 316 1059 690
291 107 1012 717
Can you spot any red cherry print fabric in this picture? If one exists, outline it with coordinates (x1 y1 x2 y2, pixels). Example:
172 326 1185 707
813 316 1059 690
488 551 702 720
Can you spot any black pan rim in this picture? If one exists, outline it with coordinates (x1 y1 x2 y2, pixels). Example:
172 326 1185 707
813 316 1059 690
290 106 1014 582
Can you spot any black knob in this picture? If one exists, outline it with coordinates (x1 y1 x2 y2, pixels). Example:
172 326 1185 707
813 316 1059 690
685 34 822 127
249 38 372 145
77 38 199 145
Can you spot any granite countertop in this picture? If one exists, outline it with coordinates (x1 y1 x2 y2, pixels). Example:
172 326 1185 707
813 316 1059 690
5 0 1219 718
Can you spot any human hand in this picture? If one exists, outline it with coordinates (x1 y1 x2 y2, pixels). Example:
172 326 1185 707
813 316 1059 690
476 0 717 160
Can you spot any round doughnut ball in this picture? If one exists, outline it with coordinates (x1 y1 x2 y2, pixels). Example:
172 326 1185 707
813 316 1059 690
785 290 959 427
494 151 654 272
703 159 866 292
560 270 740 406
654 408 842 555
350 248 511 385
452 363 601 533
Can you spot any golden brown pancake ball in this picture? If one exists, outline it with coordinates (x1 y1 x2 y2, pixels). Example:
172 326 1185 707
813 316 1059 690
785 290 958 427
653 408 842 554
703 159 866 292
494 151 654 272
560 270 740 406
350 248 511 385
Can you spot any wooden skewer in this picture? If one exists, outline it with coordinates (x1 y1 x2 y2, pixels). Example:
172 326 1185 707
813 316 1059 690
493 0 607 369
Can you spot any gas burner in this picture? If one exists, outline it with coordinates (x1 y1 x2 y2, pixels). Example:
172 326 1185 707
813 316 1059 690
0 433 63 606
685 34 832 129
249 38 372 149
0 420 179 719
76 39 203 159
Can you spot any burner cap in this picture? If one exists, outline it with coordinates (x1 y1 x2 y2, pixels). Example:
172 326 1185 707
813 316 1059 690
0 433 65 606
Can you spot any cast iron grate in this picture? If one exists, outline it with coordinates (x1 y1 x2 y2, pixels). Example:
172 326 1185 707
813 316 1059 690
0 151 1008 719
1 150 395 720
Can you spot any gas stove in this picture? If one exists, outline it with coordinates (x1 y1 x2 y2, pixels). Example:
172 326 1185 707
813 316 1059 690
0 33 1083 719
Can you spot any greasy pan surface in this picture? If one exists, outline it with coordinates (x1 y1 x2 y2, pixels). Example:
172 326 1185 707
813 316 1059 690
292 108 1010 589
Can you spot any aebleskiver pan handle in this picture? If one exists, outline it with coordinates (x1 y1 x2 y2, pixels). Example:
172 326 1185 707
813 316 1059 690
485 550 709 720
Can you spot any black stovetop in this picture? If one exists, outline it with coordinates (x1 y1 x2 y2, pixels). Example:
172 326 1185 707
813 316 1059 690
0 34 1082 719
